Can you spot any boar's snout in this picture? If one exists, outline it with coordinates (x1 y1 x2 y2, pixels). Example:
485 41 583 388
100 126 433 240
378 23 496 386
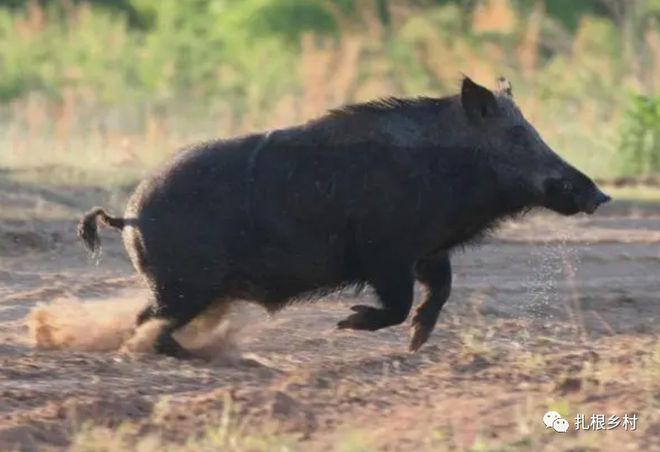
542 168 611 216
586 188 611 214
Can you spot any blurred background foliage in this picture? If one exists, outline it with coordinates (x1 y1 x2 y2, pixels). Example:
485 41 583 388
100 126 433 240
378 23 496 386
1 0 659 184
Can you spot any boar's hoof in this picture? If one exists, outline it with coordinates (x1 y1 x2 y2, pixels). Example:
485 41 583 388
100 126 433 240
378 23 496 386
409 322 433 352
337 305 386 331
155 332 195 360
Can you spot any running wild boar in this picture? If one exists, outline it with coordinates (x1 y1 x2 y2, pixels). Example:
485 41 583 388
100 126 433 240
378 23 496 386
78 77 610 357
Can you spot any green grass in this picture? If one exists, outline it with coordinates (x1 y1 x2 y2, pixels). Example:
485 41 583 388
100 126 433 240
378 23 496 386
1 0 658 183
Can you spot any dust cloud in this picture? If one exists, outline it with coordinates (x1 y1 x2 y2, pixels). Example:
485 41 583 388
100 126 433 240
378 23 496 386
27 297 243 360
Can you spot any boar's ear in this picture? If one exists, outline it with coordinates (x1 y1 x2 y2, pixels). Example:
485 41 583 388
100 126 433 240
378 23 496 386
497 76 513 97
461 76 499 124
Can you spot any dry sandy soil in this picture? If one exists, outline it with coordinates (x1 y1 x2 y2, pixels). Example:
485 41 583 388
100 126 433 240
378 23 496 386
1 178 660 451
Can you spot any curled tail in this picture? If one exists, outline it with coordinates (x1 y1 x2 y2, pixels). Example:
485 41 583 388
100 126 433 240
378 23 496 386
77 207 125 254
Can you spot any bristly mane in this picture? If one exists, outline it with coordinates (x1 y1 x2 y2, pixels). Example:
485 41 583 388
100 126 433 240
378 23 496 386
328 96 446 118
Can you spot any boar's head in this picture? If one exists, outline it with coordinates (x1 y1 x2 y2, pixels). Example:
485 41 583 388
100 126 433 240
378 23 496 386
460 76 610 215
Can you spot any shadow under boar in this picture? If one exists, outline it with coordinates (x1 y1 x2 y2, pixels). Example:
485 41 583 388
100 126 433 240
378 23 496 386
78 76 610 357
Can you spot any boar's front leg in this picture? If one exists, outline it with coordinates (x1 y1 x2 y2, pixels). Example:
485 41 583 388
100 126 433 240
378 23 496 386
337 259 414 331
409 253 452 352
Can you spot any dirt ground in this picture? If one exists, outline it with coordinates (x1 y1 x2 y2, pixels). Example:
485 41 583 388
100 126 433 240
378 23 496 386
1 178 660 451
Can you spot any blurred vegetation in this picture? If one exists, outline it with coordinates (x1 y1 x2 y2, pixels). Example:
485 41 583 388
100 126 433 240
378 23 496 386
0 0 659 183
620 94 660 175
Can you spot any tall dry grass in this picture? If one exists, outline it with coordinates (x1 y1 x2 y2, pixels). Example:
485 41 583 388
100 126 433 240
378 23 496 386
1 0 659 186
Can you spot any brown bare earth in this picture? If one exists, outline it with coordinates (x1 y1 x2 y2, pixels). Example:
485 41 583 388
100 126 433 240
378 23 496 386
1 178 659 451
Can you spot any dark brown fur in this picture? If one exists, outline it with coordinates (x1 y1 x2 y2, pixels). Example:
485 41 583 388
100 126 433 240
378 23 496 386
78 77 610 357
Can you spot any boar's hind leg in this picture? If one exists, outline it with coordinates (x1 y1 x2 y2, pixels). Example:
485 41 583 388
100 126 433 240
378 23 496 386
409 254 452 352
337 262 414 331
137 282 219 359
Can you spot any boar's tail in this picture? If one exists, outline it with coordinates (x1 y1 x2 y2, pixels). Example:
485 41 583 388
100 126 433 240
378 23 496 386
77 207 125 254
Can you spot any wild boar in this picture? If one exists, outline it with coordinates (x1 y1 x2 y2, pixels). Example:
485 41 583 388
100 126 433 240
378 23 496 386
78 77 610 357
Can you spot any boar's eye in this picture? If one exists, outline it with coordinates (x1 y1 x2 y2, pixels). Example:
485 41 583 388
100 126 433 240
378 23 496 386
561 180 573 194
